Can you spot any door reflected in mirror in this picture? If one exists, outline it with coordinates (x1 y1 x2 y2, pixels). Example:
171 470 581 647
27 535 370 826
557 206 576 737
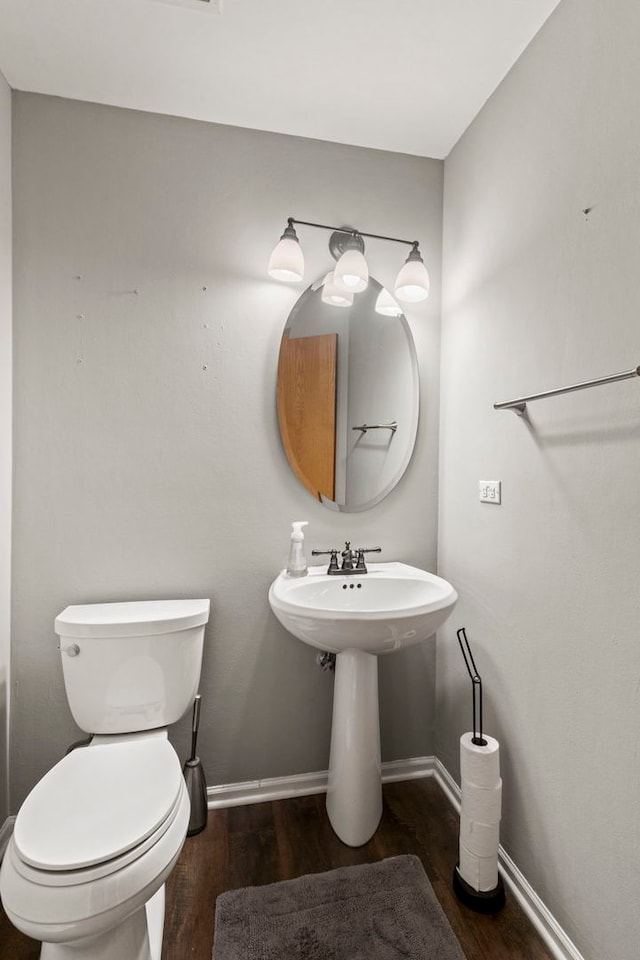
277 276 419 512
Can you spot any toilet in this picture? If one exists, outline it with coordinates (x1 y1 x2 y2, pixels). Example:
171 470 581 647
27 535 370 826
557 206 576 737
0 597 210 960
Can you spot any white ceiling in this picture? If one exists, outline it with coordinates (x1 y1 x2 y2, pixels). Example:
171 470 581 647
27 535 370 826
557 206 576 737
0 0 560 159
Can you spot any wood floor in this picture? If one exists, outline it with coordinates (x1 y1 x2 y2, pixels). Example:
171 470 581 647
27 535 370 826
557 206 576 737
0 778 555 960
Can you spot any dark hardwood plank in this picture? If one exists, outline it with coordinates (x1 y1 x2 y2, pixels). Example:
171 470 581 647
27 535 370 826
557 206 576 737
0 778 555 960
0 916 40 960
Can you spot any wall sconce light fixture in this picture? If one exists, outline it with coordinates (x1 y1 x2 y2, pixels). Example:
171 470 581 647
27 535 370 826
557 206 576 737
268 217 430 304
267 220 305 282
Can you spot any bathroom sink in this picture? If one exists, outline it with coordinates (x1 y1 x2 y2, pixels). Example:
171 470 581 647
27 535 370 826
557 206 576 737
269 560 457 848
268 561 457 654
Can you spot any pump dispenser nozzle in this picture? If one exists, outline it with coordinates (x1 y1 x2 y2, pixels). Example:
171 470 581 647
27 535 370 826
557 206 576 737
287 521 309 577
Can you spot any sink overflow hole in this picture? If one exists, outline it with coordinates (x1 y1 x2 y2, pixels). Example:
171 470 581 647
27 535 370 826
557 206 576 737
342 583 363 589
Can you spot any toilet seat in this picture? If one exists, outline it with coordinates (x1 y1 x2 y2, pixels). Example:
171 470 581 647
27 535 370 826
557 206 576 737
13 736 183 874
1 733 191 940
10 787 183 887
1 778 190 938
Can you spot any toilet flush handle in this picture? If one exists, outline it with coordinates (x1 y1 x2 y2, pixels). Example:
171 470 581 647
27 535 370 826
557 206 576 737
64 643 81 657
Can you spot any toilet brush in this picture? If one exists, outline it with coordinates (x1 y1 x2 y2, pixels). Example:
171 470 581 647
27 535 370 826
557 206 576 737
183 694 208 837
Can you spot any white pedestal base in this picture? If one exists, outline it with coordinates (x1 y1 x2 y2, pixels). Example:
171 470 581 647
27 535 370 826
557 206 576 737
326 649 382 847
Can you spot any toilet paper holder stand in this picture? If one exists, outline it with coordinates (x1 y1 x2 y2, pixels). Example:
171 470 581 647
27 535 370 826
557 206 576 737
454 626 506 914
456 627 487 747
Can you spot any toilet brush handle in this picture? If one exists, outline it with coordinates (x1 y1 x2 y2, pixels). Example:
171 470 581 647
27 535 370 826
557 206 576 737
190 694 202 761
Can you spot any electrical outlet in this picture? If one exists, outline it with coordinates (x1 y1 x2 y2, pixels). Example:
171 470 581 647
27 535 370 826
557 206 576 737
479 480 501 504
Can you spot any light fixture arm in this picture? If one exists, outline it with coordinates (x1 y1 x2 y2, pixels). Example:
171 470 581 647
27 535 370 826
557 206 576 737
287 217 419 250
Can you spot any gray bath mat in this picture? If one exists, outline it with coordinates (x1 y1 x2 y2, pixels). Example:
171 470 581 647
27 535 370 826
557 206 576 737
213 854 466 960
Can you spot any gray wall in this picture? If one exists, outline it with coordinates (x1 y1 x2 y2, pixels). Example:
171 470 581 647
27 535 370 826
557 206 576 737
0 72 11 826
10 93 443 809
438 1 640 958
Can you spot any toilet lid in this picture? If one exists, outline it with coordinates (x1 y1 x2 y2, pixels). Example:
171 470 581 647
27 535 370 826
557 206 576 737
55 598 210 638
14 738 184 870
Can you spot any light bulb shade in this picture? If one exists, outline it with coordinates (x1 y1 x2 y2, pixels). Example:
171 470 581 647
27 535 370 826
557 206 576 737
321 272 354 308
334 248 369 293
268 223 304 282
394 246 430 303
375 287 403 317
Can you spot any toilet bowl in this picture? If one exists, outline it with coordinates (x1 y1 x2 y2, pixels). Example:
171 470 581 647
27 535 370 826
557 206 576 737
1 733 190 959
0 598 210 960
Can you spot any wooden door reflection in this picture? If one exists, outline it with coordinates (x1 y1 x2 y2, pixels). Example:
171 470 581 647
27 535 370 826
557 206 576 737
277 332 337 501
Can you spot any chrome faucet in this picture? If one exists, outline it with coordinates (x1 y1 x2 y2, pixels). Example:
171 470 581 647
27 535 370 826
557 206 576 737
312 542 381 575
341 541 359 570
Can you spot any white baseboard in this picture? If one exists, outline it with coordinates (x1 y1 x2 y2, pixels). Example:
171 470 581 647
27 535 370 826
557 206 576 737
208 769 329 809
380 755 436 783
434 759 585 960
432 757 462 812
207 755 435 809
0 816 15 860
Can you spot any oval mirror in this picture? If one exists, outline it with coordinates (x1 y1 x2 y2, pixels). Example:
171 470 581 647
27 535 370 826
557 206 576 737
277 276 419 512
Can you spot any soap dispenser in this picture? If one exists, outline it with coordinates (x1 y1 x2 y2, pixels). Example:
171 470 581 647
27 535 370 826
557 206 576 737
286 521 309 577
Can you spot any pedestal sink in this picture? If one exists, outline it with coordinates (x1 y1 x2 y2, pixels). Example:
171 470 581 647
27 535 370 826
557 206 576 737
268 562 458 846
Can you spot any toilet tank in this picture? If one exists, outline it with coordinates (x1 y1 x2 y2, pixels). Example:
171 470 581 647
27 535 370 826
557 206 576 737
54 599 210 734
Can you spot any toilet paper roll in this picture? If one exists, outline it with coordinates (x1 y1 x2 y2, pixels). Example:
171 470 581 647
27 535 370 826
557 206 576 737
460 811 500 858
458 842 499 893
460 732 500 788
461 776 502 825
